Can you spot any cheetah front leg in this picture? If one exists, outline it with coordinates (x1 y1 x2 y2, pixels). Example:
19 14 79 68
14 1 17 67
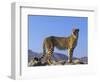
68 48 74 63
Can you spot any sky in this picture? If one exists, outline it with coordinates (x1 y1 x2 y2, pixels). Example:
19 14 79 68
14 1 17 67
28 15 88 58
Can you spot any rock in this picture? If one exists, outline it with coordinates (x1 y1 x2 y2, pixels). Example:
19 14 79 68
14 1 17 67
73 59 84 64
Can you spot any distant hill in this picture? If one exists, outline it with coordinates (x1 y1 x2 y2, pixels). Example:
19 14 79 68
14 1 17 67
80 57 88 64
28 49 68 62
28 49 42 62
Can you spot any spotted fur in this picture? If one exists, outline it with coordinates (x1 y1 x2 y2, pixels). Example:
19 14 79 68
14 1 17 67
43 29 79 65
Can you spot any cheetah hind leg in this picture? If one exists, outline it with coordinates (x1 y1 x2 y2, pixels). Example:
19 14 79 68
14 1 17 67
47 59 52 65
46 54 52 65
47 49 53 65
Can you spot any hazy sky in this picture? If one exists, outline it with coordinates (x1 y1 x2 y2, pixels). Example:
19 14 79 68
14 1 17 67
28 15 88 58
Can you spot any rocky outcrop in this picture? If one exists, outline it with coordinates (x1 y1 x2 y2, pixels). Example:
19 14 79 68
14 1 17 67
28 49 88 66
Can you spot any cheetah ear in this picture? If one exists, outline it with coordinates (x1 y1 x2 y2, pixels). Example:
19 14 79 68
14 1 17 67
72 25 76 29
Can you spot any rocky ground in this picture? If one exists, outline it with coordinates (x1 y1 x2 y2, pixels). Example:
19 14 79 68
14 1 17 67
28 49 88 66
